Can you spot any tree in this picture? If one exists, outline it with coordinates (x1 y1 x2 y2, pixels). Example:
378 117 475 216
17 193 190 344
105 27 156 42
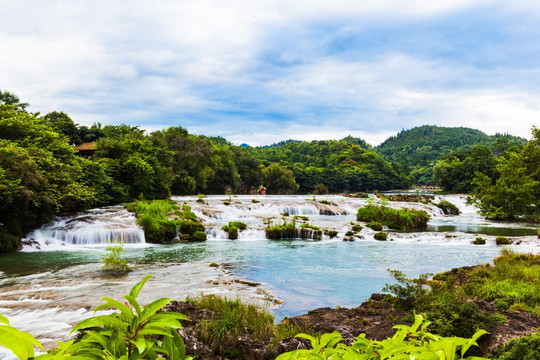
262 163 298 194
470 127 540 221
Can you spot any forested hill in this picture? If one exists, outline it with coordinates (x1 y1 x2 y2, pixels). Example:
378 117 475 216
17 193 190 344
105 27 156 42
376 125 528 184
248 139 410 193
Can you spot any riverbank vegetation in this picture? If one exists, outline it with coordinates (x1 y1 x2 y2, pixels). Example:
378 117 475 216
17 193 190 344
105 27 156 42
356 204 430 230
125 200 205 243
383 250 540 343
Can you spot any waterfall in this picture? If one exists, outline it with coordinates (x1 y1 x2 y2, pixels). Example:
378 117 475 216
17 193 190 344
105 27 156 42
21 206 145 251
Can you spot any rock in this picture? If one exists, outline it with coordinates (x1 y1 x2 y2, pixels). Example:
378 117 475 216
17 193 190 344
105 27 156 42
274 336 310 355
177 327 214 358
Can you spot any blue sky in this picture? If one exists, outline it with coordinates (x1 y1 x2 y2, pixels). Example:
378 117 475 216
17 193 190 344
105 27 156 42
1 1 539 145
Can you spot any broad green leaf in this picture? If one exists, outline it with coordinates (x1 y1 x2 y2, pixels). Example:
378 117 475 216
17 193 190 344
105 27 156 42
130 336 146 355
140 298 172 322
97 297 134 321
145 318 182 329
130 274 153 298
94 315 129 331
0 326 41 360
138 327 174 337
0 314 8 325
71 317 104 333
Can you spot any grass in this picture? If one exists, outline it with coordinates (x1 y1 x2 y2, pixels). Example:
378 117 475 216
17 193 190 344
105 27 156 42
357 204 430 230
186 295 308 358
125 199 204 243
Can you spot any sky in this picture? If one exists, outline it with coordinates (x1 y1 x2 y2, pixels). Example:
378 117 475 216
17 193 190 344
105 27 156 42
1 1 540 146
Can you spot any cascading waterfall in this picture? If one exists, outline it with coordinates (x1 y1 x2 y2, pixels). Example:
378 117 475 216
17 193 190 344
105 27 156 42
21 206 145 251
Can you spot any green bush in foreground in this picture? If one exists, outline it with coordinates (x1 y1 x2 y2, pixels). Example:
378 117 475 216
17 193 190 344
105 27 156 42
357 205 430 230
277 313 488 360
0 275 192 360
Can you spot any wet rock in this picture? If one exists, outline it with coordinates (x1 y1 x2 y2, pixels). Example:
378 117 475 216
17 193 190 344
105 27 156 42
274 336 310 354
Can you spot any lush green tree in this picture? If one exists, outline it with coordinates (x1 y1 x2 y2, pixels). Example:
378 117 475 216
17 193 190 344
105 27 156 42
433 145 497 193
262 163 299 194
43 111 81 144
470 127 540 221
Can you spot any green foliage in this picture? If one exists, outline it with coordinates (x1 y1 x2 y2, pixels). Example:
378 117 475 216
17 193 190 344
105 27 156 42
192 231 207 242
474 237 486 245
366 221 383 231
433 145 497 193
351 224 363 232
39 275 191 360
277 313 488 360
460 251 540 316
357 205 430 230
126 200 204 243
376 124 526 186
187 295 275 358
222 221 247 240
250 138 411 193
383 270 431 310
262 163 299 194
469 127 540 221
101 240 130 272
495 236 510 245
436 200 461 215
493 331 540 360
0 313 44 360
374 232 388 241
313 183 329 195
265 221 297 239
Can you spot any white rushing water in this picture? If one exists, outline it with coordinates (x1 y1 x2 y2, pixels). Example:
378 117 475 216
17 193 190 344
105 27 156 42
20 206 146 251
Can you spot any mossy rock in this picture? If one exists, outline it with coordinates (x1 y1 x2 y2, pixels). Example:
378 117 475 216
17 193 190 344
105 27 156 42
374 232 388 241
367 221 383 231
473 237 486 245
496 235 511 245
192 231 207 242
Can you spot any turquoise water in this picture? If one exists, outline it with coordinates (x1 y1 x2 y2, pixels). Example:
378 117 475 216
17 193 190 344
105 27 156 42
0 239 503 320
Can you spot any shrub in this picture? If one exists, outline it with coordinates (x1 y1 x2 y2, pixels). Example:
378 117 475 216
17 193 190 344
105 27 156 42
228 227 239 239
126 199 204 243
101 240 130 272
374 232 388 241
192 231 207 242
493 332 540 360
382 270 430 310
277 313 488 360
474 237 486 245
436 200 461 215
366 221 383 231
496 235 511 245
313 183 329 195
351 224 362 232
222 221 246 240
357 204 430 230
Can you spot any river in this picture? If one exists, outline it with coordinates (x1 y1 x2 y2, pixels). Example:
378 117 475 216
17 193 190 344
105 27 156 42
0 194 538 354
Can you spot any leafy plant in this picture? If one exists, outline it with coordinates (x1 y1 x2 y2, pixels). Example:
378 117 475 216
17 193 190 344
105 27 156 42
493 331 540 360
101 238 130 272
358 205 430 230
39 275 192 360
382 270 431 310
276 313 488 360
0 313 43 360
